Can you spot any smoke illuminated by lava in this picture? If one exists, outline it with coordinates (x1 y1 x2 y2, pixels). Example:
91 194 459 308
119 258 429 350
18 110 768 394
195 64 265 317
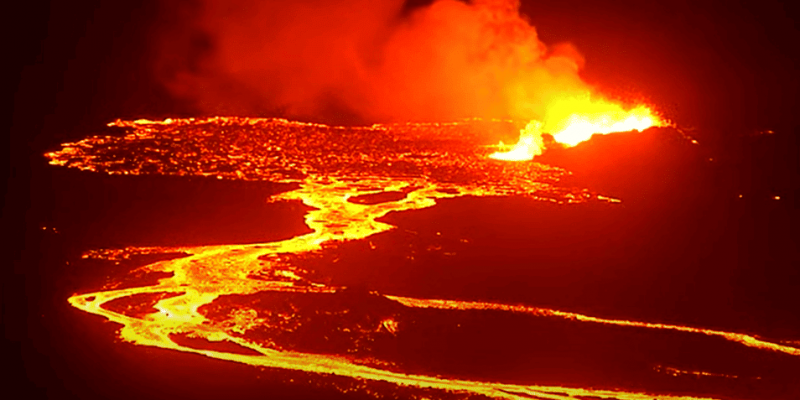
158 0 667 162
158 0 657 126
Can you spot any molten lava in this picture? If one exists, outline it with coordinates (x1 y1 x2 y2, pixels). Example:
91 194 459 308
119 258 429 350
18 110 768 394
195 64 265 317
490 97 665 161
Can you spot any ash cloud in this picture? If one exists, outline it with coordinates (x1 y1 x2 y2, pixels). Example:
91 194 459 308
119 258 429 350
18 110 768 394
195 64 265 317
155 0 593 124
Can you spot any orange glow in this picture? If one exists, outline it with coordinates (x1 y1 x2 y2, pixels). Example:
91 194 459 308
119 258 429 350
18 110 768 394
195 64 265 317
155 0 648 129
545 97 663 146
490 97 665 161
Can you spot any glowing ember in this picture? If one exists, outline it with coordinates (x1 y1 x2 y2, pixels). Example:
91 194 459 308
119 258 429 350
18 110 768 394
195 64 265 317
489 96 665 161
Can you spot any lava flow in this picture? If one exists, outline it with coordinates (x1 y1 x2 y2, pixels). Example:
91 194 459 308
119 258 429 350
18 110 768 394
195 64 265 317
46 117 799 400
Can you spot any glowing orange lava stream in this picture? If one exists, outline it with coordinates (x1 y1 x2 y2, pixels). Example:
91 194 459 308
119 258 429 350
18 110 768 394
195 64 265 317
386 297 800 357
67 178 722 400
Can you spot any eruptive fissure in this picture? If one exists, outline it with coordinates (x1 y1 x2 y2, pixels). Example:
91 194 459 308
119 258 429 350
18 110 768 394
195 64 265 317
489 102 665 161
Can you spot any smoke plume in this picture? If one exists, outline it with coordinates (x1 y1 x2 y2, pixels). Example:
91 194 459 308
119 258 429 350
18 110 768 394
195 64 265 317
156 0 594 124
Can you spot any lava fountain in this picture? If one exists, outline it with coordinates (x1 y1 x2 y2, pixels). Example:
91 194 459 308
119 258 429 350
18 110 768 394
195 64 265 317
490 98 666 161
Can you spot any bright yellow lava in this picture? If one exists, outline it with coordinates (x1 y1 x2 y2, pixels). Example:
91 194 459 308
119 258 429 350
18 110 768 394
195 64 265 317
67 177 722 400
490 97 665 161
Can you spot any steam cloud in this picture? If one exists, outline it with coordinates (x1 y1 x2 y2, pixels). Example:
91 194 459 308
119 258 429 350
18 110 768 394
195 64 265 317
156 0 594 124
